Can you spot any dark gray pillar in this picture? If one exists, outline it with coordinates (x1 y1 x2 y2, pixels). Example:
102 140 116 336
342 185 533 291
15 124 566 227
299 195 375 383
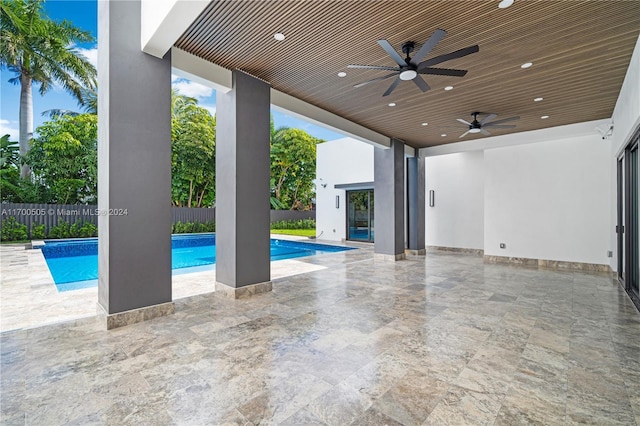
407 156 426 254
215 70 272 298
374 139 406 260
97 0 173 328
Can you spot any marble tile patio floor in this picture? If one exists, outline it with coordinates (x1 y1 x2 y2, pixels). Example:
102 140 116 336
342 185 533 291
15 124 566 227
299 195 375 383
2 248 640 425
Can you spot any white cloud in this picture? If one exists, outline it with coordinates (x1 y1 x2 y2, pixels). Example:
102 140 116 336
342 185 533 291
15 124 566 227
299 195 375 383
201 104 216 117
171 74 180 83
172 78 214 100
0 119 19 140
76 46 98 69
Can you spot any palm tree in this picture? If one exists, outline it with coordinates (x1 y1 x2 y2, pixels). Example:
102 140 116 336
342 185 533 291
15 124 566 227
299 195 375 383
0 0 97 178
42 85 97 118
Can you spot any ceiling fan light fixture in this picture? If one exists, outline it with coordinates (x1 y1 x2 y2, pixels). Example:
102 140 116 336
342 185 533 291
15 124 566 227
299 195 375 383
469 128 482 133
399 70 417 81
498 0 514 8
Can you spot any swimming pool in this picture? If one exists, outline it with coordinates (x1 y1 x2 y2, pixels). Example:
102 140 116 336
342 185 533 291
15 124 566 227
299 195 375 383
40 234 354 292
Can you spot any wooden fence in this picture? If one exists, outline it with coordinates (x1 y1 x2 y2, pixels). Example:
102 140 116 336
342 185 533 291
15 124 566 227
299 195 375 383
1 203 314 235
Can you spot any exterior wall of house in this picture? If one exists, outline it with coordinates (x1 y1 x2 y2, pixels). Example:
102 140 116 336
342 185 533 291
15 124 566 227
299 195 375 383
316 137 374 242
483 134 610 265
318 132 611 266
425 151 484 251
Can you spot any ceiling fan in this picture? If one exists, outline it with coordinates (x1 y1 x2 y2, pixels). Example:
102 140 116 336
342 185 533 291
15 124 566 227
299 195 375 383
456 112 520 138
348 29 479 97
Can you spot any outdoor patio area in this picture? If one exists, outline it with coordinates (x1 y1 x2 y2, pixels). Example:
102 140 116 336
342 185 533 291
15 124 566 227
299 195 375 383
2 248 639 425
0 235 335 332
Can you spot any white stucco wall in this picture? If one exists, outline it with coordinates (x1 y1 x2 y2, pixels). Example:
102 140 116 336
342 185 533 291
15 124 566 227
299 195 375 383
316 138 374 241
609 36 640 271
484 134 611 264
425 151 484 250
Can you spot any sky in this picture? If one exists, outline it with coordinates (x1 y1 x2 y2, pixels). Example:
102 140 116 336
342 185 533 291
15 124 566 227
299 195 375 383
0 0 345 142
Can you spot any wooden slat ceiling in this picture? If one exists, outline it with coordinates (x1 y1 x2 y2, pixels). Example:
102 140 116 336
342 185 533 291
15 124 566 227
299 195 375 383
175 1 640 148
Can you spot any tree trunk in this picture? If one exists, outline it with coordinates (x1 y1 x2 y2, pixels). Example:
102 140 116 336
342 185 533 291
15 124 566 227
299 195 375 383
196 181 208 207
187 180 193 208
19 75 33 179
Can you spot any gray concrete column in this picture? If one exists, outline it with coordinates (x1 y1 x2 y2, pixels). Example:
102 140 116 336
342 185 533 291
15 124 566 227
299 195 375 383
215 70 272 298
407 156 426 254
97 0 173 329
374 139 406 260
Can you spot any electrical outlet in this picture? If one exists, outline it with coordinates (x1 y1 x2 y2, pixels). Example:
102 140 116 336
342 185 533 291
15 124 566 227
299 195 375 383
607 250 613 258
499 243 506 249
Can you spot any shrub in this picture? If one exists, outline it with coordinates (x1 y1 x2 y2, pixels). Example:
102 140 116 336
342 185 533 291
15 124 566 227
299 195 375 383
80 222 97 237
31 223 46 239
270 219 316 230
48 220 98 239
1 217 28 241
172 221 215 234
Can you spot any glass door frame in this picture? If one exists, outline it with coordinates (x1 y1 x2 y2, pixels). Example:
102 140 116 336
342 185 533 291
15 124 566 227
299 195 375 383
617 156 625 285
346 189 374 243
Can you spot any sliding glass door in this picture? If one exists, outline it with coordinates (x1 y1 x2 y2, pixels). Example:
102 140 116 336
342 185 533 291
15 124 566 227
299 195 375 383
618 136 639 309
347 190 374 242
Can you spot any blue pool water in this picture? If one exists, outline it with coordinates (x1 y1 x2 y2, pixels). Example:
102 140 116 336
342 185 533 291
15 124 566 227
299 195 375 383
40 234 354 292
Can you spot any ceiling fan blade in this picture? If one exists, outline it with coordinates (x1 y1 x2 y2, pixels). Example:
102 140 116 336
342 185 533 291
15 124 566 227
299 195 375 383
382 77 401 97
347 64 400 71
419 67 467 77
418 45 480 70
353 73 398 88
483 124 516 129
480 129 491 136
456 118 472 126
410 28 447 66
485 116 520 125
459 131 470 138
412 75 430 92
377 39 406 67
479 113 497 125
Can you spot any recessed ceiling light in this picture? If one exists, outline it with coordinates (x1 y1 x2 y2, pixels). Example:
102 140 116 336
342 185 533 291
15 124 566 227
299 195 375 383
498 0 514 8
388 102 396 107
337 72 346 78
273 32 285 41
444 86 454 91
441 133 447 137
521 62 533 69
541 115 549 119
421 122 429 126
534 97 544 102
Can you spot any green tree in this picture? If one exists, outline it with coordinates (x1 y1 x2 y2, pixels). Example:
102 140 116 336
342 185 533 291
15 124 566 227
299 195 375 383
0 0 96 178
26 114 97 204
171 91 216 207
270 127 321 210
0 134 21 201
